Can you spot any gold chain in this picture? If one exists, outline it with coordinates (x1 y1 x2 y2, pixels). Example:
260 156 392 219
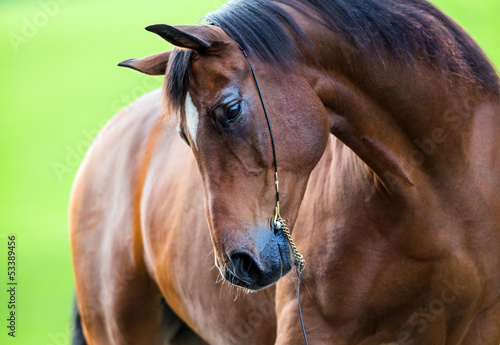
273 172 306 271
274 213 306 271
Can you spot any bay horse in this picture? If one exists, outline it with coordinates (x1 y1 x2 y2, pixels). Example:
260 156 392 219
70 0 500 344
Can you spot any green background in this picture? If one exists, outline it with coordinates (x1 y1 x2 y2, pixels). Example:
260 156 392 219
0 0 498 344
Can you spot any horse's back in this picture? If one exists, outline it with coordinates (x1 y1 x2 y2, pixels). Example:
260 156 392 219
70 88 164 273
70 88 183 344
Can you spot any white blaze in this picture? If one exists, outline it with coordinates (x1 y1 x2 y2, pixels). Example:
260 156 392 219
184 92 199 149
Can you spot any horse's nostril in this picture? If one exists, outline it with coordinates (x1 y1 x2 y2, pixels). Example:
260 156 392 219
230 252 261 283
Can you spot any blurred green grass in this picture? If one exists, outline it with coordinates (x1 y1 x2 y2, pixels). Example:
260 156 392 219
0 0 498 344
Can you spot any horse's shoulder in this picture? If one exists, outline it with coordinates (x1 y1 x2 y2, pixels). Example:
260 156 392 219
72 88 163 189
69 88 167 253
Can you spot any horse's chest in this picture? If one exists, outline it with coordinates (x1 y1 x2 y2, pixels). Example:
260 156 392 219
309 232 485 341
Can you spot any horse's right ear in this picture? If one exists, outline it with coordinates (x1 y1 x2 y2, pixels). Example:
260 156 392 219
117 51 171 76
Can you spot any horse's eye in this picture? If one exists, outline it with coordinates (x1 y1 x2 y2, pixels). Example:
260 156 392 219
216 101 243 126
225 102 242 121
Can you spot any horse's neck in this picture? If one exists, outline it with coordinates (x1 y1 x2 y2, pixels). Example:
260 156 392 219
305 53 499 196
298 135 391 241
317 136 384 203
289 4 499 194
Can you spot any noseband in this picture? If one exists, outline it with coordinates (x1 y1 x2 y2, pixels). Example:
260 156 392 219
238 44 309 345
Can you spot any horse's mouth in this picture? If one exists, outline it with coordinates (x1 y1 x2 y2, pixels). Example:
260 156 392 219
215 222 295 291
223 270 280 291
220 247 292 291
224 270 259 290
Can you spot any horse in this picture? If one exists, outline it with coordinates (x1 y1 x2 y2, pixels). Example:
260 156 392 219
70 0 500 344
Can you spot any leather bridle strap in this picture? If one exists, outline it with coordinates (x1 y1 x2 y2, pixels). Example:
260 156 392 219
238 44 309 345
238 46 279 206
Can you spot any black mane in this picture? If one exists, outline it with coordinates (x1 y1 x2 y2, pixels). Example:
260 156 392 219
166 0 499 112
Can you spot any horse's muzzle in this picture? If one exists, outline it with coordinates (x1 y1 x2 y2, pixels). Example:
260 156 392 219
221 225 294 290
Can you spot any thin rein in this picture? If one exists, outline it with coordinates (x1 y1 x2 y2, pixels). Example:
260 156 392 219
238 44 309 345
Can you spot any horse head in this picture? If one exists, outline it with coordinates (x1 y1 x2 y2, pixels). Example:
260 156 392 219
120 24 329 290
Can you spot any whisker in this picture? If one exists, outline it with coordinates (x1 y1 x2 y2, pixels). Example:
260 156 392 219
204 249 214 261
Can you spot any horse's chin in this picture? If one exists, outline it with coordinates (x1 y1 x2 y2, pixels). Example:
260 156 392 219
223 271 275 291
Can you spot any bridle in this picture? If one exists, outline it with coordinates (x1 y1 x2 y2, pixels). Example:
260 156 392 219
238 44 309 345
204 18 309 340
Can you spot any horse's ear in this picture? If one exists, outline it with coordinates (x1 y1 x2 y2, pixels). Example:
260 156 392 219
117 51 171 76
145 24 211 53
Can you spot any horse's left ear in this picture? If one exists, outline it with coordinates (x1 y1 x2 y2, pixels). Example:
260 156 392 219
145 24 213 53
118 51 171 76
